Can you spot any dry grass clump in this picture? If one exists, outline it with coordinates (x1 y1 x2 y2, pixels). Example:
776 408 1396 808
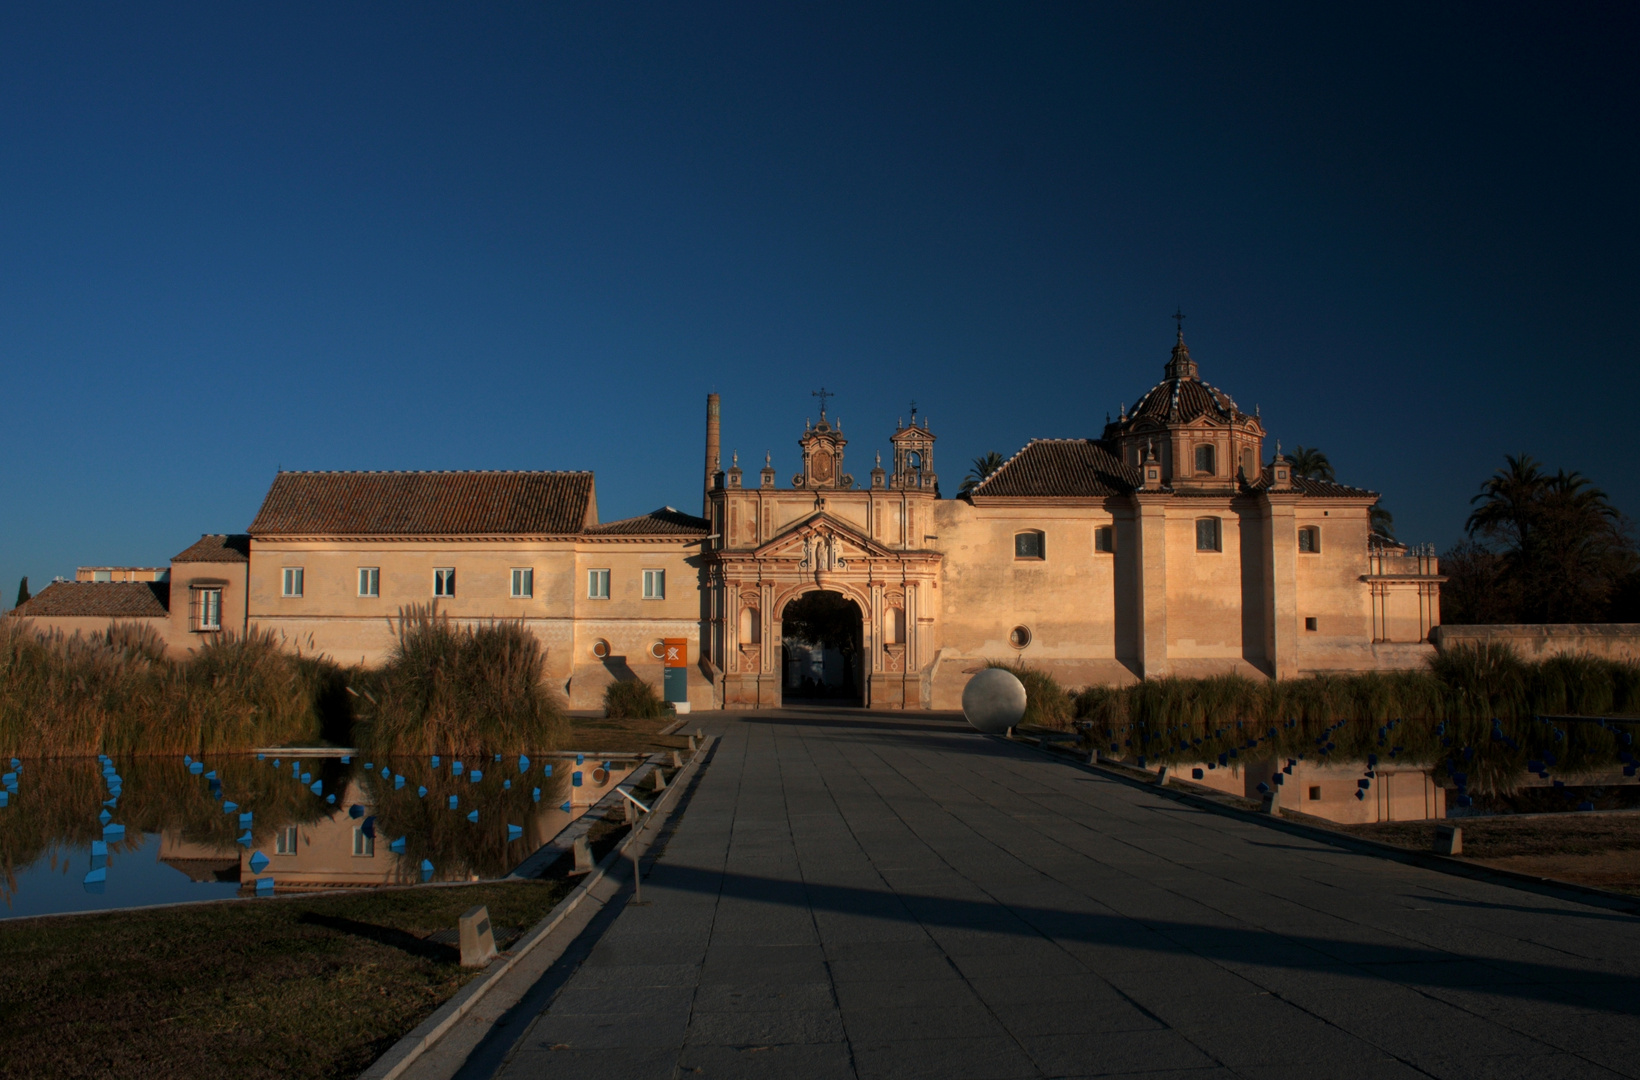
0 620 336 758
353 605 567 757
987 660 1073 729
603 678 668 720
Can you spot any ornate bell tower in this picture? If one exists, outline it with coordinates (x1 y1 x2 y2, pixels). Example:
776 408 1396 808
793 392 852 489
889 412 937 493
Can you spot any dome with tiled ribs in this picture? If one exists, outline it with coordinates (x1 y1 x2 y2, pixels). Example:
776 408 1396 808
1107 332 1251 434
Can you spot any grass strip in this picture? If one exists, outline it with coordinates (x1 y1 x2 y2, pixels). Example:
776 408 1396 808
0 879 568 1080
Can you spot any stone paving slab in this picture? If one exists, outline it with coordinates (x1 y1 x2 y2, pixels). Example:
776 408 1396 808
486 709 1640 1079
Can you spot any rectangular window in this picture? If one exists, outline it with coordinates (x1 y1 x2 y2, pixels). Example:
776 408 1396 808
1094 526 1115 554
433 568 455 597
276 826 299 855
93 570 112 582
1195 518 1221 552
1014 531 1044 559
1298 527 1320 553
352 827 374 857
1308 786 1322 801
643 568 666 599
588 569 610 599
1305 617 1318 631
281 567 304 597
358 567 380 597
510 567 534 598
197 588 222 631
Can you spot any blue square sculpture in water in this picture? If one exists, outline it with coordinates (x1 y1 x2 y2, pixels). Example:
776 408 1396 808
91 840 108 869
575 753 584 765
420 859 434 882
364 762 373 770
503 779 511 790
452 761 464 776
395 775 405 789
417 785 428 798
223 801 237 813
237 830 253 846
272 759 280 768
448 795 459 810
518 755 530 772
340 755 350 764
543 764 553 776
99 809 112 826
431 755 440 768
255 876 274 895
310 780 323 795
362 816 375 839
189 761 204 775
84 867 107 891
204 770 217 782
507 824 523 841
470 770 483 783
249 850 270 874
0 791 8 808
239 812 253 827
466 810 479 823
103 823 125 840
560 801 572 813
349 804 364 818
326 794 336 804
532 787 541 802
572 771 582 787
389 837 406 854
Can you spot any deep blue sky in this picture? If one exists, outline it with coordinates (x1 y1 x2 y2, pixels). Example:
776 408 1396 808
3 3 1636 596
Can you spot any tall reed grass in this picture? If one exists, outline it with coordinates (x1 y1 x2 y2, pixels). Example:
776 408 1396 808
352 605 568 757
603 678 668 720
0 620 339 758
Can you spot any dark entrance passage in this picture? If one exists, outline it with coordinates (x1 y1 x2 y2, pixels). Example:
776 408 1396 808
780 590 864 706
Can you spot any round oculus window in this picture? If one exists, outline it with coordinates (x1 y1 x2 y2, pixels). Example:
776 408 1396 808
591 639 611 660
1009 626 1032 649
650 640 667 660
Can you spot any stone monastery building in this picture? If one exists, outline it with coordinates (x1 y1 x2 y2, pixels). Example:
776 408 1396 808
12 332 1443 710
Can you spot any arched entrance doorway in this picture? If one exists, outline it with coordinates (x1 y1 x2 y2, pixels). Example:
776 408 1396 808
779 590 864 706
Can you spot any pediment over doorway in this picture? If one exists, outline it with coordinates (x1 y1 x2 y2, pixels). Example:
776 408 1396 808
748 511 910 566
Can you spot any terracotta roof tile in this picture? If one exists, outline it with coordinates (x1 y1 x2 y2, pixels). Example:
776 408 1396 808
1246 463 1378 499
172 534 250 563
970 440 1139 499
10 581 170 619
585 507 710 536
247 471 596 536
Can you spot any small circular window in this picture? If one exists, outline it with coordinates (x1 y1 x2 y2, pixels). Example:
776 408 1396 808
591 639 611 659
1009 626 1032 649
650 640 667 660
592 767 610 786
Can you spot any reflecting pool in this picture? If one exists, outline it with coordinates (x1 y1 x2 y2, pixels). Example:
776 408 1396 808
1087 712 1640 825
0 751 637 919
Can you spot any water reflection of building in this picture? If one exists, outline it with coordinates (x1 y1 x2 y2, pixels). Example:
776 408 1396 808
1178 759 1447 824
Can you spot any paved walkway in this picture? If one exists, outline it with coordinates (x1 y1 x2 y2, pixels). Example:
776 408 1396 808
488 710 1640 1079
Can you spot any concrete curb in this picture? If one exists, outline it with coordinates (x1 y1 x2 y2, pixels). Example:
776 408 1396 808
1014 736 1640 918
357 736 718 1080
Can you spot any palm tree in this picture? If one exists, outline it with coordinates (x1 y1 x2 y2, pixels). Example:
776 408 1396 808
1369 503 1394 539
1464 453 1546 549
960 452 1006 495
1287 446 1334 482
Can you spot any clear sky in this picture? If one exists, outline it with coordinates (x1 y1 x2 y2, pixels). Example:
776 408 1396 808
2 3 1635 597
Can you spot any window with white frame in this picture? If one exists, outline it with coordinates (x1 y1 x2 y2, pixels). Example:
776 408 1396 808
352 827 374 857
511 568 534 598
433 568 455 597
358 567 380 597
276 826 299 855
588 569 610 599
1195 517 1222 552
643 568 665 599
197 588 222 631
281 567 304 597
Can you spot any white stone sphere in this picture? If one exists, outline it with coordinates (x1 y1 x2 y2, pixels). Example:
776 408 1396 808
962 668 1027 734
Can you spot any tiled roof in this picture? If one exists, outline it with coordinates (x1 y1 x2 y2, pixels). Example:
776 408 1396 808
1247 463 1378 499
10 581 170 619
172 534 250 563
247 471 596 536
969 440 1139 498
585 507 711 536
1104 336 1255 437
